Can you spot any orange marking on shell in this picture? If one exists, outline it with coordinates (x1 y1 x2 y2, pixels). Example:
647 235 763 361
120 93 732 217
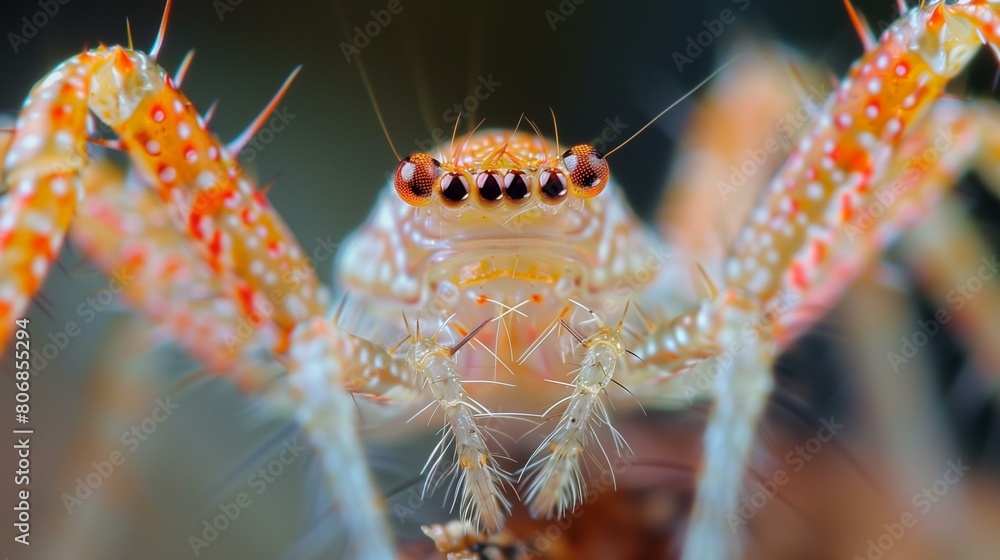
267 240 283 258
190 187 227 216
812 240 827 264
188 212 203 240
531 293 543 303
253 191 270 208
928 3 946 32
161 255 183 277
113 46 134 72
236 283 256 315
790 262 808 290
476 294 488 305
208 230 223 257
29 233 54 259
841 192 854 223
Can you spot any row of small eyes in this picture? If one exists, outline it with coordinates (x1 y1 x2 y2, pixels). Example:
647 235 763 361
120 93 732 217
393 144 610 207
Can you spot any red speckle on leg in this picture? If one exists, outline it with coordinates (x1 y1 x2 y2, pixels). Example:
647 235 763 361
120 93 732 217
790 262 808 291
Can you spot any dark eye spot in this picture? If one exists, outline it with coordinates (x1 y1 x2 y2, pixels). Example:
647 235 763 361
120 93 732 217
394 153 440 206
538 169 567 200
476 171 503 202
562 145 609 198
503 170 530 201
440 172 470 204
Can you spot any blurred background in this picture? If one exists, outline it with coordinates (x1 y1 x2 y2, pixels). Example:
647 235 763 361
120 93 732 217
1 0 999 558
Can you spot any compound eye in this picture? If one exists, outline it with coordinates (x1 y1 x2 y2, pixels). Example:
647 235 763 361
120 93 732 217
562 145 609 198
439 172 471 205
503 170 530 201
476 171 503 202
538 168 567 202
394 153 441 206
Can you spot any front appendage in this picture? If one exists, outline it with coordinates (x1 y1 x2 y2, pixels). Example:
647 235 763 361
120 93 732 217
286 313 512 533
522 316 632 519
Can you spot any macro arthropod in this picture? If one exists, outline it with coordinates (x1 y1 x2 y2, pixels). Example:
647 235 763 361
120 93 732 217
3 1 1000 559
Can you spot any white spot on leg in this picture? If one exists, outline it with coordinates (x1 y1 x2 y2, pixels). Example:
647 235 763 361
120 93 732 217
31 255 47 278
54 131 73 151
20 135 40 150
39 71 64 90
867 78 882 95
159 166 177 183
50 177 68 197
725 258 741 279
886 118 902 137
747 267 771 294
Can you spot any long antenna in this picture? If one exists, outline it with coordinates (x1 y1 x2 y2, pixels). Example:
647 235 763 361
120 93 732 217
356 56 401 161
604 57 740 158
549 107 561 156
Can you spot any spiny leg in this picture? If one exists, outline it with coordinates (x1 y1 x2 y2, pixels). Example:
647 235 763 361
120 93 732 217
658 42 828 274
521 304 631 519
662 97 984 560
0 128 264 375
287 319 401 559
72 156 271 373
639 3 1000 557
2 42 328 353
1 33 388 560
0 54 95 343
